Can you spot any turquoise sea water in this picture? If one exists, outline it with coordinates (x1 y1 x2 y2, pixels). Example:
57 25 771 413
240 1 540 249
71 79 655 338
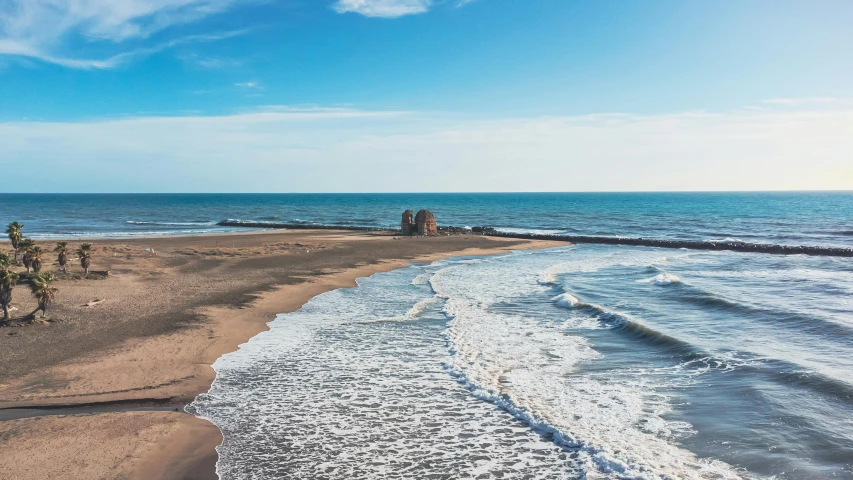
2 193 851 478
1 192 851 247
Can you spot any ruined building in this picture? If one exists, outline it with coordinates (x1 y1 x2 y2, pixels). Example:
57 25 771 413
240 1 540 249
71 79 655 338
400 209 438 236
415 210 438 236
401 210 415 235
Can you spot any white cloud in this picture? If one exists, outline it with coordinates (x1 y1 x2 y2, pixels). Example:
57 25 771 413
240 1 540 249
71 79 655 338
0 0 246 68
235 81 260 88
181 53 242 68
763 97 853 107
0 103 851 192
333 0 431 18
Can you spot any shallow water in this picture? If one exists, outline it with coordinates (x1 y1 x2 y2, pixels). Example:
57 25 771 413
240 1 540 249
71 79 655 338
189 245 853 479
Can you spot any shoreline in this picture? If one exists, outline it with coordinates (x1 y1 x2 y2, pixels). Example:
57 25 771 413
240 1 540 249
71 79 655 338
0 229 565 479
157 242 568 480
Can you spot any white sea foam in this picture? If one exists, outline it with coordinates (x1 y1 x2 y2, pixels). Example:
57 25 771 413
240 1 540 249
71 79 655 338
191 246 763 479
125 220 215 226
639 272 682 285
704 237 747 243
191 266 585 479
552 292 581 308
432 251 744 479
495 227 566 236
537 248 673 285
410 272 432 285
27 229 223 240
405 296 440 319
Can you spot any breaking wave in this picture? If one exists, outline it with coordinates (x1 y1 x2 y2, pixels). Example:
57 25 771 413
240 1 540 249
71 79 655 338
126 220 215 226
552 292 582 308
638 272 682 285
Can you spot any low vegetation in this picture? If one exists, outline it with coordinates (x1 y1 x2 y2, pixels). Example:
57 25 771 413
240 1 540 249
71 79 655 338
2 221 99 324
20 238 35 273
27 272 58 319
31 246 44 273
78 243 93 275
55 241 69 272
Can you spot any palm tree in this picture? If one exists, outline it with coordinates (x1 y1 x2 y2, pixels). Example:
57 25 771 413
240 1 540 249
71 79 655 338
77 243 93 275
0 254 18 320
20 238 36 273
6 222 23 263
28 272 57 319
55 242 69 273
31 246 43 273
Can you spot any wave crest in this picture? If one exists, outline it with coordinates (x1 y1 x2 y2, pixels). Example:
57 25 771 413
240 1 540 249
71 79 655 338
638 272 682 285
552 292 582 308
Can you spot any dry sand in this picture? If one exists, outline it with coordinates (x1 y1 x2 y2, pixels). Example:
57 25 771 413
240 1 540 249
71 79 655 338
0 229 564 480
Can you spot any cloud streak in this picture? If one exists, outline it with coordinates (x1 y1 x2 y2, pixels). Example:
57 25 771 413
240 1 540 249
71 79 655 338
0 0 247 68
0 0 439 66
333 0 432 18
1 102 851 192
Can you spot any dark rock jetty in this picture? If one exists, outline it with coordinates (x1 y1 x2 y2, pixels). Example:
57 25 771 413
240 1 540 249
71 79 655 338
217 220 853 257
485 231 853 257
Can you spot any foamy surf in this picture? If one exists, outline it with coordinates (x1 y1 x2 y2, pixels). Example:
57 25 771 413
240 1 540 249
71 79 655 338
189 244 853 479
552 292 581 308
638 272 682 285
433 251 745 479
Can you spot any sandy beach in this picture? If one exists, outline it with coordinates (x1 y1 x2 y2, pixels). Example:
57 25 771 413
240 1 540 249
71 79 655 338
0 229 564 480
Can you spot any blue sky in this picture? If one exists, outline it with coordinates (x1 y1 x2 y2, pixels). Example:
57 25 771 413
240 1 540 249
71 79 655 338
0 0 851 192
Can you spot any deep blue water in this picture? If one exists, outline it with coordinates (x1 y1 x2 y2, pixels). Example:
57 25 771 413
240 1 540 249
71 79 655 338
1 192 851 247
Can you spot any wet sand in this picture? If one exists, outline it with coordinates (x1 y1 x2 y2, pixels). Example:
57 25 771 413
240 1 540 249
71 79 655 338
0 230 564 479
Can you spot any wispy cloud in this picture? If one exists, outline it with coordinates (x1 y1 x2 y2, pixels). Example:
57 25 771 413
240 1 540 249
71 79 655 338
0 0 248 68
333 0 432 18
1 103 850 192
0 29 247 69
763 97 853 107
183 54 242 69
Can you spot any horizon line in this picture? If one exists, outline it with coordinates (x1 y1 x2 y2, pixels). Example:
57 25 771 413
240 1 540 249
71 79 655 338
0 190 851 195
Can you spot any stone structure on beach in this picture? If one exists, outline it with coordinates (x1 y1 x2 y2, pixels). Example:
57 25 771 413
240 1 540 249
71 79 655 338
401 210 415 235
415 210 438 236
400 209 438 236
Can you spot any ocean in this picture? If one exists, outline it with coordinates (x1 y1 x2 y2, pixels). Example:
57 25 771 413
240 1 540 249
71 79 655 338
1 192 851 247
2 192 852 478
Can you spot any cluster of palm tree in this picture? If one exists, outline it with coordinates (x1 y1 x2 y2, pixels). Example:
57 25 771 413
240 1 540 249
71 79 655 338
0 252 56 320
6 223 94 274
2 222 94 321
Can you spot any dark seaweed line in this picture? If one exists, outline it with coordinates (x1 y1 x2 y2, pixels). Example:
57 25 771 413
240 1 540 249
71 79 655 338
0 397 179 411
219 220 394 232
216 221 853 257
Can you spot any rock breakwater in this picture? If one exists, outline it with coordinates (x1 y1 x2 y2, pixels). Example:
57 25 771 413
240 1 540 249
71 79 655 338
216 221 852 257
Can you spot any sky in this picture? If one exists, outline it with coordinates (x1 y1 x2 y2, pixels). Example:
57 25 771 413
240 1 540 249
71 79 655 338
0 0 851 192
